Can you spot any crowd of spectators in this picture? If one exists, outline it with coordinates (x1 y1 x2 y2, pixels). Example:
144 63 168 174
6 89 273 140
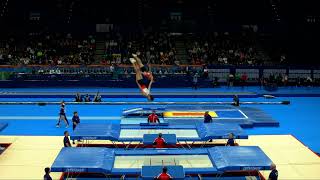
1 31 273 66
186 31 260 66
102 32 177 65
0 33 95 65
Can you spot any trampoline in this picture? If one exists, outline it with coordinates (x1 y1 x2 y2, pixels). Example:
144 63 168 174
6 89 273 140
122 106 280 127
71 122 248 147
51 146 273 176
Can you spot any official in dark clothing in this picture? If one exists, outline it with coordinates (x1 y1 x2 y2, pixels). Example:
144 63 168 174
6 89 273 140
56 101 69 128
226 133 235 146
93 92 102 102
63 131 71 147
43 167 52 180
84 94 91 102
72 112 80 144
75 93 83 102
232 95 240 106
72 111 80 131
204 111 213 123
269 163 278 180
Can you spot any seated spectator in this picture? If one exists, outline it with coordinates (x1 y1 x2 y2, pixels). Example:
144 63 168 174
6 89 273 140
228 73 234 87
306 76 313 87
282 75 288 86
212 77 219 88
75 92 82 102
43 167 52 180
296 77 302 87
93 92 102 102
241 73 248 87
84 94 91 102
226 133 235 146
204 111 213 123
153 133 167 148
192 73 199 90
148 110 160 123
155 166 173 180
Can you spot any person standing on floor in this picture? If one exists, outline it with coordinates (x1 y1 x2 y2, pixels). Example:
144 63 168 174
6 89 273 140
56 101 69 128
204 111 213 123
269 163 278 180
72 112 80 144
226 133 235 146
43 167 52 180
192 73 199 90
72 111 80 131
63 131 71 147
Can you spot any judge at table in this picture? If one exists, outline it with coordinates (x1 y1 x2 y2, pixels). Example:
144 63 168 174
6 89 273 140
148 110 160 123
155 166 173 180
153 133 167 148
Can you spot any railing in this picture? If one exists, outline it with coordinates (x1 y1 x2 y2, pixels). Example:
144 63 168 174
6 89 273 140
0 64 320 82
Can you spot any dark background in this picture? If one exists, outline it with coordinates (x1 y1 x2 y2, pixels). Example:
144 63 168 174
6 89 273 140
0 0 319 65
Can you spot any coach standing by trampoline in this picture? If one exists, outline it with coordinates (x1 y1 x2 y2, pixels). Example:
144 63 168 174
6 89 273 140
72 111 80 144
72 111 80 131
204 111 213 123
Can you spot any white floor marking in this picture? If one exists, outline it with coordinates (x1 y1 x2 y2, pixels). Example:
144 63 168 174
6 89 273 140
238 110 249 119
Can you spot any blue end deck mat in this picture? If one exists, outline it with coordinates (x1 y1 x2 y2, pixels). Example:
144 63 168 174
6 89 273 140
208 146 273 171
51 146 272 174
196 123 248 140
71 123 121 140
0 123 8 132
51 147 115 173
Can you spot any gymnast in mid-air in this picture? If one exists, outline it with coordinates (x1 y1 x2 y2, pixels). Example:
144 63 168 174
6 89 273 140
130 53 154 101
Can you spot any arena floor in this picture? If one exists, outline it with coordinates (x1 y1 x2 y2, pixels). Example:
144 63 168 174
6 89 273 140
0 87 320 179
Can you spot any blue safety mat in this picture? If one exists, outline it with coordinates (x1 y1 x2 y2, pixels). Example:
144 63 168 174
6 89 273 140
51 147 272 174
196 123 248 140
51 148 115 173
143 134 177 145
0 122 8 132
71 123 121 140
141 165 184 180
240 107 279 127
208 146 273 171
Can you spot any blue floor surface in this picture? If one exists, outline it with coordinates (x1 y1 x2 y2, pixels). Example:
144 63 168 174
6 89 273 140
0 87 320 153
1 86 320 95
